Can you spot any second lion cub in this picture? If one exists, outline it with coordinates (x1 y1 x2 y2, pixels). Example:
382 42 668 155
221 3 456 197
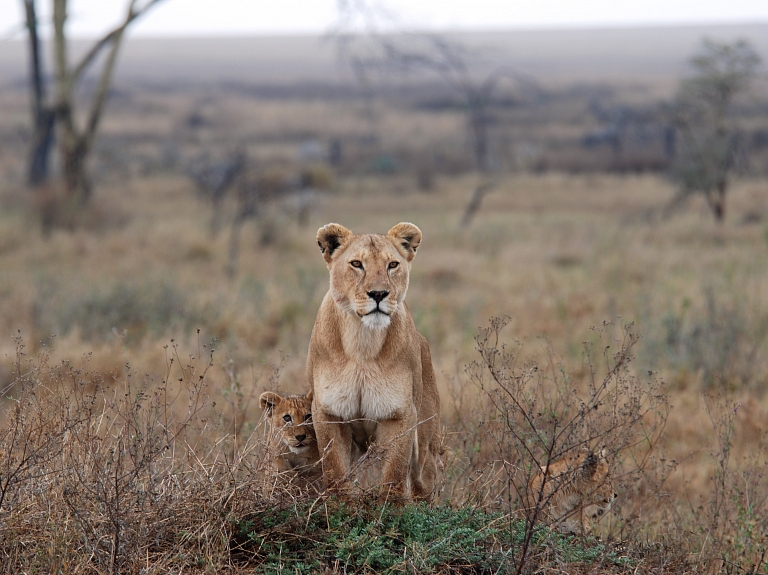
525 447 617 534
260 390 322 485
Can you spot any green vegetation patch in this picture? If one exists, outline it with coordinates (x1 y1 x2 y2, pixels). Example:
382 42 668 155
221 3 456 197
232 499 626 574
33 278 214 344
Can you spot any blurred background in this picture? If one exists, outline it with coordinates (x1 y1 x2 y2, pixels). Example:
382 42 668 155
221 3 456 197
1 0 768 504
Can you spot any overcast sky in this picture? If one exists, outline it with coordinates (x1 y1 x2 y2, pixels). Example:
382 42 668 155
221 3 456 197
2 0 768 39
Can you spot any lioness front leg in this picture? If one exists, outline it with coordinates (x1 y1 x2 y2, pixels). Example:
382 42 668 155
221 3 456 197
314 412 353 490
411 449 437 501
376 414 416 502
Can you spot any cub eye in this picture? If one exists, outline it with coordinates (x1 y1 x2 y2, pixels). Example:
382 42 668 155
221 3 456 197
304 413 312 421
388 261 399 269
350 260 363 268
282 414 292 423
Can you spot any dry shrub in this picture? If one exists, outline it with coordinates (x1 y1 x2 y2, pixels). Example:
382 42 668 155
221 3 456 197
0 334 280 574
443 317 768 574
680 396 768 573
447 317 671 570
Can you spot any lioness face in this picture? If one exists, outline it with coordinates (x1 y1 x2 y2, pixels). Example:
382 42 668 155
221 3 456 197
317 223 421 330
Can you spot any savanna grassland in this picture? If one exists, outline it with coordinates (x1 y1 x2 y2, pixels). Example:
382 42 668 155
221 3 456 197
1 28 768 573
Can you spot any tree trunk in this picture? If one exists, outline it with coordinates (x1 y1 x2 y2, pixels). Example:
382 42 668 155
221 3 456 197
62 140 92 204
28 110 56 186
469 102 489 172
24 0 56 186
227 213 247 278
460 182 495 228
709 179 727 223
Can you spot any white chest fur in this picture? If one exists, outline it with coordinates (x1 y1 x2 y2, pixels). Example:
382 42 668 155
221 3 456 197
316 361 411 422
315 307 413 422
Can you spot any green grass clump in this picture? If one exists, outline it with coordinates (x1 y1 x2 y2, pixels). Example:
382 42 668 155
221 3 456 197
232 499 625 574
33 278 213 343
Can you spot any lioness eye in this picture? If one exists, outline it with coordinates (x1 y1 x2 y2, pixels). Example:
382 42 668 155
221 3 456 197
282 414 292 423
304 413 312 421
388 261 399 269
350 260 363 268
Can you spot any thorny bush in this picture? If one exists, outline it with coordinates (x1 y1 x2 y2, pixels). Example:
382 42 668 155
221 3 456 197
0 332 280 574
462 317 671 570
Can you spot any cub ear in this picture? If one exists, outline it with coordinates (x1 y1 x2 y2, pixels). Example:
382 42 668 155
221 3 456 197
317 223 353 264
305 389 313 403
387 222 422 262
259 391 284 416
580 450 599 478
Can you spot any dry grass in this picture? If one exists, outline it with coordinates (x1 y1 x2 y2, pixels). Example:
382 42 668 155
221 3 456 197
0 307 763 573
0 170 767 571
1 170 767 488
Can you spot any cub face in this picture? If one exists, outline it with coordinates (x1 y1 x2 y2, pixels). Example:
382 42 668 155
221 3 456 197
572 449 617 532
583 450 617 511
259 390 316 454
584 454 617 521
316 222 421 330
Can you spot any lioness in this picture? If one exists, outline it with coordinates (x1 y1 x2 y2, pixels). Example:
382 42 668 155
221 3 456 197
307 222 440 501
525 447 617 534
259 390 322 484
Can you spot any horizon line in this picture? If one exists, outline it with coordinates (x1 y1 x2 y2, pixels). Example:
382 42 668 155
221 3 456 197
3 18 768 42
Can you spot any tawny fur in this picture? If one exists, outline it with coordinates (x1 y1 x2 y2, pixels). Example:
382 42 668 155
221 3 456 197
307 222 441 502
525 448 617 534
260 390 322 485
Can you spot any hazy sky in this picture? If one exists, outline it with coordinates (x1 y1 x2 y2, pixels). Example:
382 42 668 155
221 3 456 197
2 0 768 38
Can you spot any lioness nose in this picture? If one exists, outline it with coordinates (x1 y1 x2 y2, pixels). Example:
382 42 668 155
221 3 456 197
367 290 389 303
295 434 307 441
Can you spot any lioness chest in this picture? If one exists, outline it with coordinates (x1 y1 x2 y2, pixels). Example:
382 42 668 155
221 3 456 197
314 360 413 425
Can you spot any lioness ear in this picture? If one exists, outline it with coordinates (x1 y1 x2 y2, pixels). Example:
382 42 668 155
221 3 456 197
387 222 422 262
259 391 283 416
317 223 353 264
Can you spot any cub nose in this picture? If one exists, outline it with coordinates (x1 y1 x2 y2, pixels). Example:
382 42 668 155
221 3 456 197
367 290 389 304
295 434 307 442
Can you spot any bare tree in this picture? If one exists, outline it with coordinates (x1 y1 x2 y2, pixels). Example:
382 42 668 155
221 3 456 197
669 39 760 223
334 1 538 227
186 151 246 235
382 37 529 173
22 0 165 207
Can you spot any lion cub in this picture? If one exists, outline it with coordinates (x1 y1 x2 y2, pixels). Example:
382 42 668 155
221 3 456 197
259 390 322 484
525 447 617 534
